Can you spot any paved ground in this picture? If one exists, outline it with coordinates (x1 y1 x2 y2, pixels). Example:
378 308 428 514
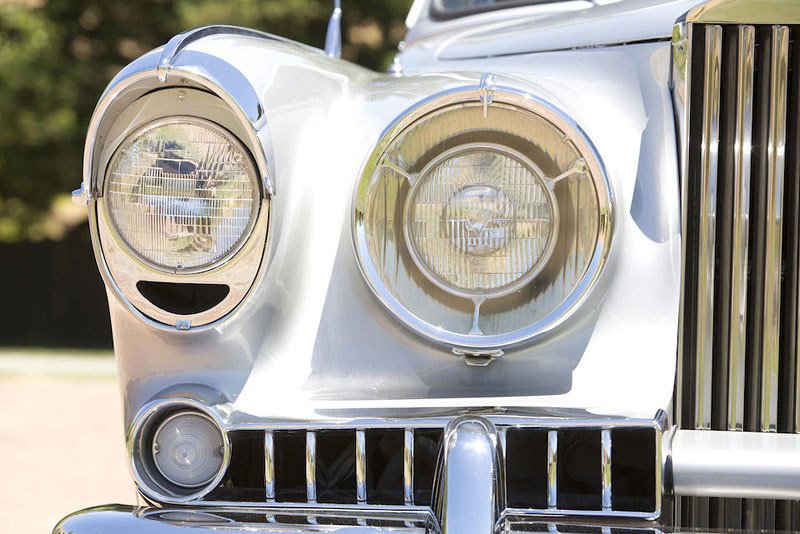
0 351 136 533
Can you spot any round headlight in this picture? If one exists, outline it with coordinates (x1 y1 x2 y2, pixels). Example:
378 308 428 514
152 411 225 488
105 117 260 273
354 88 612 349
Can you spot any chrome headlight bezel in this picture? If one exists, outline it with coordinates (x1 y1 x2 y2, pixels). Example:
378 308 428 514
353 85 614 351
91 87 272 330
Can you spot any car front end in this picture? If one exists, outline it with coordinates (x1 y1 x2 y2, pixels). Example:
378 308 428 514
55 0 800 532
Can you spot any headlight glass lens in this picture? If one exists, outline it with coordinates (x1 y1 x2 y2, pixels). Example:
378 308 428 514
152 411 224 488
354 94 610 348
105 118 259 272
405 144 557 298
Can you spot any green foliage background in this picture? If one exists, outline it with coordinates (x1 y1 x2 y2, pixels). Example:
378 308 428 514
0 0 411 242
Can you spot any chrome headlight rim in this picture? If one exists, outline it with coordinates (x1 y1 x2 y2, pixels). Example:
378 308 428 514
102 115 262 276
128 399 231 504
353 85 614 351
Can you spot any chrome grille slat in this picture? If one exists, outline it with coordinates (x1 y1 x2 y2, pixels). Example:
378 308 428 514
760 25 790 434
356 429 367 504
600 429 612 512
695 24 724 431
728 24 755 433
265 430 276 503
404 428 415 506
546 430 558 510
306 431 317 504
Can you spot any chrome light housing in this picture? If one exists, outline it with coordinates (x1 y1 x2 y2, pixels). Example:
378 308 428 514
353 86 613 350
129 400 230 503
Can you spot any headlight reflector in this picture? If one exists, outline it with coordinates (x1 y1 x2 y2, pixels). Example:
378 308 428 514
152 411 225 488
105 117 259 272
405 144 557 298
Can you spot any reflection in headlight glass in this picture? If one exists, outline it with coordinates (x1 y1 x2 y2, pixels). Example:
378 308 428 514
105 119 259 271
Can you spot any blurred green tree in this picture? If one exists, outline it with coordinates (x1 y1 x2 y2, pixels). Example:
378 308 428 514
0 0 411 242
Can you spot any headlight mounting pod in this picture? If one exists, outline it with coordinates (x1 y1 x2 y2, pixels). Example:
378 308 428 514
353 83 613 351
82 30 279 331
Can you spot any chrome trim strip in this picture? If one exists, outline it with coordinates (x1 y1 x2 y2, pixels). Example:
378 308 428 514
760 25 790 434
601 429 612 512
547 430 558 510
672 429 800 499
404 428 414 506
728 25 755 432
695 25 723 431
157 25 313 85
356 429 367 504
306 431 317 503
674 20 692 431
265 431 276 503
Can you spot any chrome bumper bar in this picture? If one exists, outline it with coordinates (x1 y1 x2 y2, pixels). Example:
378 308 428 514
670 429 800 500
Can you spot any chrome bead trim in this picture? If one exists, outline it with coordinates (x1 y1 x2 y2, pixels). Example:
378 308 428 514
601 429 612 512
306 431 318 503
728 24 755 432
404 428 415 506
352 84 614 351
760 25 789 434
547 430 558 510
356 429 367 504
265 431 276 503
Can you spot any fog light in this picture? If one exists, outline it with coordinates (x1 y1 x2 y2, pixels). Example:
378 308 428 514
152 411 225 488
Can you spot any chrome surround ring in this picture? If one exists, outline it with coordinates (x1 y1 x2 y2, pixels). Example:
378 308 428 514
402 142 560 300
129 399 231 504
102 115 262 275
352 84 614 351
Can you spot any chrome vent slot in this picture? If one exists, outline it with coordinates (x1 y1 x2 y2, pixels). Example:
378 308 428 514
676 21 800 531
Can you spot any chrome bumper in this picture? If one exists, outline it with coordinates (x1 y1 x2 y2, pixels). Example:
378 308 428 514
53 505 434 533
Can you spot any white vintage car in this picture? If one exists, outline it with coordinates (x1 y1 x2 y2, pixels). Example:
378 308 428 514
56 0 800 532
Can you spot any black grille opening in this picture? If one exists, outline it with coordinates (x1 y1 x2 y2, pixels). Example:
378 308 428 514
505 428 548 509
316 430 356 504
136 281 229 315
365 429 404 505
609 428 656 513
556 429 602 510
413 429 442 507
273 431 307 503
207 431 265 502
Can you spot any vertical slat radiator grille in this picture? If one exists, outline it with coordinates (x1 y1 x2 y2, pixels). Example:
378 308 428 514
677 21 800 531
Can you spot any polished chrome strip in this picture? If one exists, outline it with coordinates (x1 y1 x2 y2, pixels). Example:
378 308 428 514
404 428 414 506
729 25 756 432
356 429 367 504
760 26 790 434
547 430 558 509
498 427 507 466
695 25 723 431
265 431 276 503
306 431 317 503
601 429 612 511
